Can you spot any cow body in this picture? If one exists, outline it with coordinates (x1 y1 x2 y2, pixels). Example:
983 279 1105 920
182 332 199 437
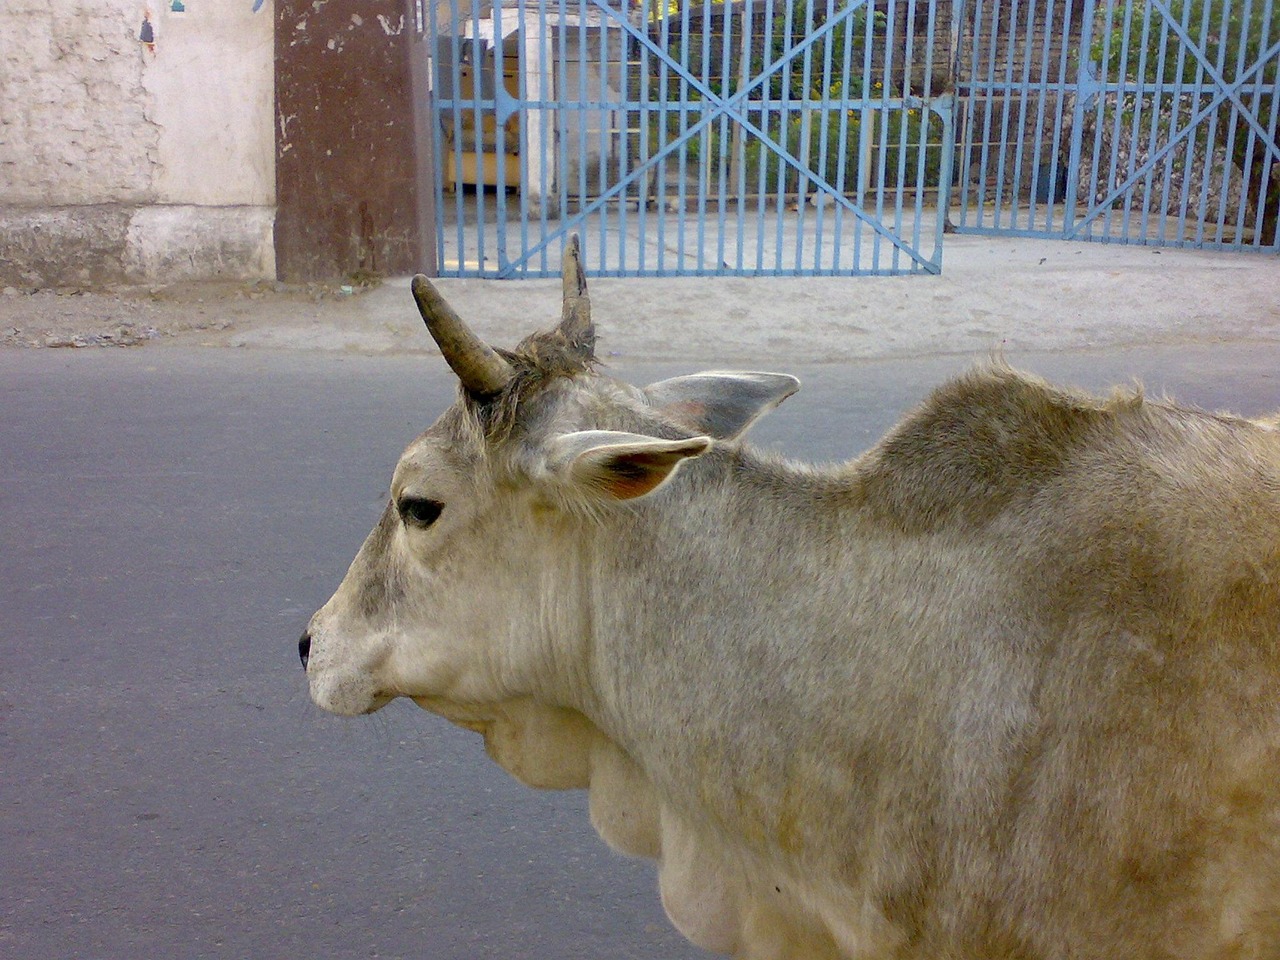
302 252 1280 958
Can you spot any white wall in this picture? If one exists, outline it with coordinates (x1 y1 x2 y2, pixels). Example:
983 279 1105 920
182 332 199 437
0 0 275 285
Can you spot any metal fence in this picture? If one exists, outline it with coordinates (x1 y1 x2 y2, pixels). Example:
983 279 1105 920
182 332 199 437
420 0 1279 277
423 0 953 277
953 0 1280 249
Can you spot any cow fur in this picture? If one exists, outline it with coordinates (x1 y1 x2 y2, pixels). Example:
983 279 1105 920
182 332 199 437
306 320 1280 959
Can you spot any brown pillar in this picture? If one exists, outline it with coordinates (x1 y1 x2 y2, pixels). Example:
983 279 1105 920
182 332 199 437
274 0 435 281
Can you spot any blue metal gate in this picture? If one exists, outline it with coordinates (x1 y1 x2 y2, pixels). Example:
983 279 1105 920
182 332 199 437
420 0 1278 275
952 0 1280 250
421 0 954 276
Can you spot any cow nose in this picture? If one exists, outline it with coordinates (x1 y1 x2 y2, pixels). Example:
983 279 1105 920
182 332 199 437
298 632 311 670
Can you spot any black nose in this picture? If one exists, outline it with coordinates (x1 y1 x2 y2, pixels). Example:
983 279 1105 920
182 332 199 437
298 632 311 670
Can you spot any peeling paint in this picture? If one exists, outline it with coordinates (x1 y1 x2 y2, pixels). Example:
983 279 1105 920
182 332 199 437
275 0 424 281
138 11 156 53
1 0 274 283
1 3 162 206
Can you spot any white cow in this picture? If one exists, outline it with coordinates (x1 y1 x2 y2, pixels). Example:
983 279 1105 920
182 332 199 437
302 240 1280 958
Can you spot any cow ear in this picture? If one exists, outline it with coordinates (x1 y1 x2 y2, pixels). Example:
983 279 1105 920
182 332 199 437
643 371 800 440
547 431 711 501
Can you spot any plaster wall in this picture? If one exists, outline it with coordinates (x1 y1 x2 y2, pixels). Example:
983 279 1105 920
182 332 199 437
0 0 275 285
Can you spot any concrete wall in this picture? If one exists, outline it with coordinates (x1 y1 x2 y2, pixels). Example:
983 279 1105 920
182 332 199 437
0 0 275 287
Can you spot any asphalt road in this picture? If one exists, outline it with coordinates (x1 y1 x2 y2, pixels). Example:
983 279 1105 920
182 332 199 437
4 343 1280 960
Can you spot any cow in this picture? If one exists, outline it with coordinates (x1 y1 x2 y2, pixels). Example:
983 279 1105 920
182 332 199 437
301 238 1280 959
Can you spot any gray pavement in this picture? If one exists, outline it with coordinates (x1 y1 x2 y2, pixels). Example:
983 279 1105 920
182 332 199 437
1 233 1278 958
4 342 1280 959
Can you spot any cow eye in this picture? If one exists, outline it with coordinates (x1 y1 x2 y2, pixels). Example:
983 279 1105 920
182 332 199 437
397 496 444 529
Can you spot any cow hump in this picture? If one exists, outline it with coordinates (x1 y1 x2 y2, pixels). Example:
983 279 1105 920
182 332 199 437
857 364 1137 532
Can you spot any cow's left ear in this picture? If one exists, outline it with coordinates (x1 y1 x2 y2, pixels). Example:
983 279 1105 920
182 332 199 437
643 371 800 440
547 430 711 501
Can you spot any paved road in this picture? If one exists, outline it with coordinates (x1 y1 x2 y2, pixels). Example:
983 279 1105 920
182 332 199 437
3 344 1280 959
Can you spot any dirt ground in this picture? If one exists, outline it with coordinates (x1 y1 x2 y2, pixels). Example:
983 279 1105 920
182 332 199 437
0 279 352 350
2 236 1277 364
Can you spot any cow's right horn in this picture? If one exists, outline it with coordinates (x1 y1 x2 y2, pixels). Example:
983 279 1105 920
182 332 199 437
411 275 513 396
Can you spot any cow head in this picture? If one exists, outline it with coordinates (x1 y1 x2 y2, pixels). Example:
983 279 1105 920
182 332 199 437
299 237 798 725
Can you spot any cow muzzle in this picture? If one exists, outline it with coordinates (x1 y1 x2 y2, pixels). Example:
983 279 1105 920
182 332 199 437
298 616 397 716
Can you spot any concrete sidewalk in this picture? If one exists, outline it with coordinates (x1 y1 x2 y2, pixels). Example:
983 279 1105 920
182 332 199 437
3 235 1276 365
229 234 1280 364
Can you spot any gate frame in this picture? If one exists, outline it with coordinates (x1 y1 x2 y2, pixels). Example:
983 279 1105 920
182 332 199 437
422 0 956 278
952 0 1280 251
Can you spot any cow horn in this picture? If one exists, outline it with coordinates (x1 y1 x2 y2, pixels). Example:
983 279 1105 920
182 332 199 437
560 235 596 360
411 275 513 396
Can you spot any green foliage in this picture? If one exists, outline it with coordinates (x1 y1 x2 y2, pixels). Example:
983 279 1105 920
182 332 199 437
756 3 887 101
1092 0 1277 84
1087 0 1278 242
655 107 944 196
654 0 887 102
650 0 946 196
